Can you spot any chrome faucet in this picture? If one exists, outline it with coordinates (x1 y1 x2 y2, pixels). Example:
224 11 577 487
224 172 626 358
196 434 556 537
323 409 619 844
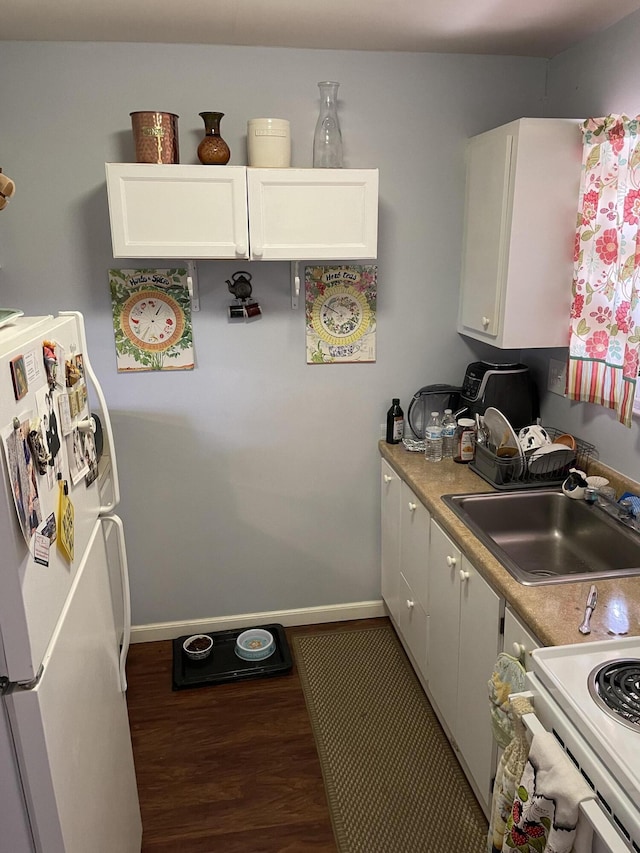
585 487 637 525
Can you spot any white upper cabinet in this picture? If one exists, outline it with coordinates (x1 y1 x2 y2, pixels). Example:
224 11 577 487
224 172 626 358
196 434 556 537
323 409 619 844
105 164 378 261
458 118 582 349
246 168 378 260
105 164 249 259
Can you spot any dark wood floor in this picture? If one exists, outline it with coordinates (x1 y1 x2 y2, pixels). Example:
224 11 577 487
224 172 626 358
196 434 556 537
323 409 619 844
126 618 389 853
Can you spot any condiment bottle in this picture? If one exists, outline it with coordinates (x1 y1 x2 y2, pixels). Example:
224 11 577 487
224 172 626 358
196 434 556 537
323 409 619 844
386 399 404 444
454 418 476 464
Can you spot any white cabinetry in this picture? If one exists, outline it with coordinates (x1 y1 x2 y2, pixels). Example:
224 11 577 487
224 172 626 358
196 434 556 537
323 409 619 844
398 481 429 677
105 164 249 259
381 460 401 626
246 168 378 260
503 605 541 669
380 462 429 679
458 118 582 348
428 518 502 811
106 164 378 261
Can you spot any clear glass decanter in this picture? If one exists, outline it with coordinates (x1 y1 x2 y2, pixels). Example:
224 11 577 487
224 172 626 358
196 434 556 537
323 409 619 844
313 81 343 168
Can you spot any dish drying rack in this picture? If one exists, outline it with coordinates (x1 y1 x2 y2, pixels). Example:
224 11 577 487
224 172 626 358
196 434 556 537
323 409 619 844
470 426 596 490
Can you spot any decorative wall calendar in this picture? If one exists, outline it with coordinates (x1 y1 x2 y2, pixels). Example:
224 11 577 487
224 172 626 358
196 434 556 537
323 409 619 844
305 265 377 364
109 269 194 372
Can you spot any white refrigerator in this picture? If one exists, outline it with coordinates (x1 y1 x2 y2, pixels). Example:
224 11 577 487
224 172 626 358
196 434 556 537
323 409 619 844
0 312 142 853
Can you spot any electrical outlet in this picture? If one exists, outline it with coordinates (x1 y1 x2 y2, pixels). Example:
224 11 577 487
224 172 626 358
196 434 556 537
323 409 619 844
380 423 386 438
548 358 567 396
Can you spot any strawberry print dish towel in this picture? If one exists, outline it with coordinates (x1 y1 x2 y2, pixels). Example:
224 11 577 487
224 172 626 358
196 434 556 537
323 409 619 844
501 731 595 853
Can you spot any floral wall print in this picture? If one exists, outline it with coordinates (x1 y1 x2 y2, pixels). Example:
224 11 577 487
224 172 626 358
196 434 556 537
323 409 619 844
109 269 194 372
567 115 640 426
305 265 377 364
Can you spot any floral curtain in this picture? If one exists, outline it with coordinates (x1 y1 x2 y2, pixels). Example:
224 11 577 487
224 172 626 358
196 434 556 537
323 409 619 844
567 115 640 427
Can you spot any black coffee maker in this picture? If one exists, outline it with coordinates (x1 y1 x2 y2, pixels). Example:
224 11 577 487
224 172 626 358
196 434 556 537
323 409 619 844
459 361 538 431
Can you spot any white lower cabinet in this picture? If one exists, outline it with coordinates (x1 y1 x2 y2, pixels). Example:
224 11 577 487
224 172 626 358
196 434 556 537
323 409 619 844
380 462 429 679
380 462 504 813
397 481 430 677
398 572 428 677
381 460 401 626
428 518 502 812
503 605 541 668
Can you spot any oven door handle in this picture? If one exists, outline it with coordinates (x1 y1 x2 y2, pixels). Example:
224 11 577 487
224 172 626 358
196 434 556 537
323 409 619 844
516 701 631 853
580 800 631 853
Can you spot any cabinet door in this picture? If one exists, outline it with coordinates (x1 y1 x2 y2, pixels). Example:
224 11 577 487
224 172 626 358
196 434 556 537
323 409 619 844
105 163 249 259
380 460 401 625
458 130 513 339
504 605 540 669
456 555 501 809
398 572 428 678
246 168 378 260
400 482 430 613
427 519 462 728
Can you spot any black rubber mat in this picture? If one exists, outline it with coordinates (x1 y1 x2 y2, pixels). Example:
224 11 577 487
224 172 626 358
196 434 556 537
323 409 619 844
172 623 292 690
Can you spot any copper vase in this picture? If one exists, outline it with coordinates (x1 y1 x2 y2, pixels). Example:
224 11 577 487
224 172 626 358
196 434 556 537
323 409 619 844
197 112 231 165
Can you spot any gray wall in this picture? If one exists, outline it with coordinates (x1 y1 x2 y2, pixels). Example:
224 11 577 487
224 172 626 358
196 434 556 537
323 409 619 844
526 8 640 479
1 42 549 626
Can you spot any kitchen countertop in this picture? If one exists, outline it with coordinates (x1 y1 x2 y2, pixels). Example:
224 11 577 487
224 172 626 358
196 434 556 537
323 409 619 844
379 441 640 647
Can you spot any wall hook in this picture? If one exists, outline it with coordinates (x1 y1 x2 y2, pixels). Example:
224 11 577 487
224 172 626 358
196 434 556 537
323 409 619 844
186 261 200 312
291 261 301 309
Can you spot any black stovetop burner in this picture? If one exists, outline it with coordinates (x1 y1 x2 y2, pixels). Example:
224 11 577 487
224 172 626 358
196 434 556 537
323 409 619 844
588 658 640 731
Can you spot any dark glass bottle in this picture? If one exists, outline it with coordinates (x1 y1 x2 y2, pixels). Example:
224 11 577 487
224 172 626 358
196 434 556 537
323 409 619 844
386 399 404 444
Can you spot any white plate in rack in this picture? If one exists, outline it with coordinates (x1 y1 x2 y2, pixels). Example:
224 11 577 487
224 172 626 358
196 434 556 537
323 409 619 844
483 407 525 477
527 443 575 475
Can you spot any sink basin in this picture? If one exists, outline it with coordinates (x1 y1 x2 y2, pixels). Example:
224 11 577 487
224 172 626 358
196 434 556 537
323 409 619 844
442 489 640 586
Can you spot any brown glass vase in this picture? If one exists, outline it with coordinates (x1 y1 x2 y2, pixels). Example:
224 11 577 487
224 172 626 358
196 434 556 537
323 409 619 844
197 112 231 165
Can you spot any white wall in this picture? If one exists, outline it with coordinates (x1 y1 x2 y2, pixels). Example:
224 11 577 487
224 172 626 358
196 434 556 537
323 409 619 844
0 42 547 626
526 8 640 479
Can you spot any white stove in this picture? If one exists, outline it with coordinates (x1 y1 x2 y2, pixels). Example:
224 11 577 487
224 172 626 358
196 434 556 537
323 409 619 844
526 636 640 853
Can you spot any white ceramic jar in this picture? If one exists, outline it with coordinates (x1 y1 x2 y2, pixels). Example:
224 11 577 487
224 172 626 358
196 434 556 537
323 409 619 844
247 118 291 167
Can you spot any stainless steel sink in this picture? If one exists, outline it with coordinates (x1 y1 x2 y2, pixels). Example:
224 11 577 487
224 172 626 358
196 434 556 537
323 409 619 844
442 489 640 586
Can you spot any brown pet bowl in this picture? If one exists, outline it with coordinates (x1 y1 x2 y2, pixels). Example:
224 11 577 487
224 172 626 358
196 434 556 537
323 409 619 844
182 634 213 661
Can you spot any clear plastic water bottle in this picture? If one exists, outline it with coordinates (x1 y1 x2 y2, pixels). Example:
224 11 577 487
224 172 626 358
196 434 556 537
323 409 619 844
424 411 443 463
441 409 456 459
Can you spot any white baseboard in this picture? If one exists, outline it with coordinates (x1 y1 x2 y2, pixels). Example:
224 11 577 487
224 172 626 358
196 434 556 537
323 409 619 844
130 600 386 644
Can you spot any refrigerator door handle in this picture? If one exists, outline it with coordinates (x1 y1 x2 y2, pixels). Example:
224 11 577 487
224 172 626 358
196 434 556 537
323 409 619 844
102 515 132 693
60 310 121 513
